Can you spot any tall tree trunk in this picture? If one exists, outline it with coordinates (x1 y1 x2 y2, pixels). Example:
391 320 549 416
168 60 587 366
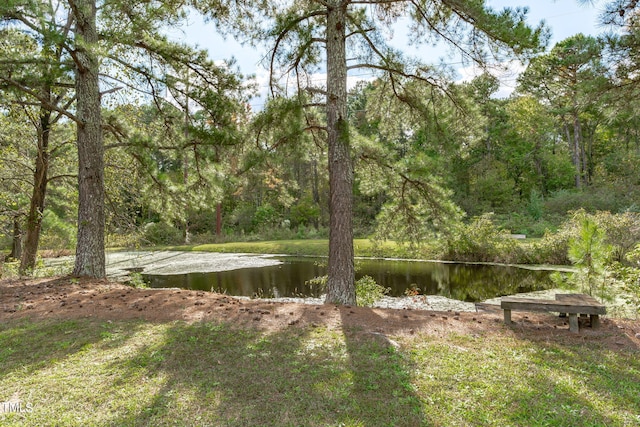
20 109 51 274
183 73 191 244
325 2 355 305
72 0 105 278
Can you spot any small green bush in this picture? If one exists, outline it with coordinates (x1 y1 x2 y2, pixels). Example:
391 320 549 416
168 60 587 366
127 272 149 289
142 221 183 245
355 275 390 307
565 212 614 300
305 271 389 307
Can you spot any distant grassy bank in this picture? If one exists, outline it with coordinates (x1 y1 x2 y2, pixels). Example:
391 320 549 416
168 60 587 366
165 238 407 259
1 317 638 426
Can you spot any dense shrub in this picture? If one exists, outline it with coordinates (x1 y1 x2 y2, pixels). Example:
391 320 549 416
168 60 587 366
438 214 524 263
106 232 142 248
142 221 183 245
532 210 640 265
614 244 640 313
186 209 219 235
595 211 640 262
496 212 561 238
290 197 320 228
40 210 76 250
252 204 281 231
544 187 634 216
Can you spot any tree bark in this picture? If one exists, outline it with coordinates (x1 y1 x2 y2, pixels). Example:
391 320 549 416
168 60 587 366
569 88 583 190
572 109 582 189
72 0 106 278
312 158 320 229
10 217 22 261
20 108 51 274
325 1 356 305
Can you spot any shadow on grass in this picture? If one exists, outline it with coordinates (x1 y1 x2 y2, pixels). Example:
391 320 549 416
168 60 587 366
103 313 426 426
405 324 640 426
0 318 146 381
2 312 639 426
337 307 426 426
498 329 640 426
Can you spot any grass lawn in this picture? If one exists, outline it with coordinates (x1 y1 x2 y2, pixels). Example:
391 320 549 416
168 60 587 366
165 238 409 258
1 317 639 426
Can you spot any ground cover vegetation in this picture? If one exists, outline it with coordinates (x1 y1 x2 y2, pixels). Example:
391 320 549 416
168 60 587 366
0 289 639 426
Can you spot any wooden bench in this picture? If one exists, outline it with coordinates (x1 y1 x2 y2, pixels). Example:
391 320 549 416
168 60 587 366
500 293 606 333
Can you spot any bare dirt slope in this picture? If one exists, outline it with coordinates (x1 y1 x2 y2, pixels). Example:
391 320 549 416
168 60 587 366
1 276 639 351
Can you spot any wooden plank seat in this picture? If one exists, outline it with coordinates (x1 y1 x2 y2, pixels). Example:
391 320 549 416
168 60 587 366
500 293 606 333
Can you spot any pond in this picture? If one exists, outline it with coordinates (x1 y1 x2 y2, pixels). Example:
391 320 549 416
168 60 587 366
143 257 555 302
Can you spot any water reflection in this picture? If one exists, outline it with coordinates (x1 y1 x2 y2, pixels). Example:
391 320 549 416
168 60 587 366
143 257 554 302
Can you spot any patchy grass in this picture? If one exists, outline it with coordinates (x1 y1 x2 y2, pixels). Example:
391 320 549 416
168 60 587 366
1 318 638 426
164 239 406 258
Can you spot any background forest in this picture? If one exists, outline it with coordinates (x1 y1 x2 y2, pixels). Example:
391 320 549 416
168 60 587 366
2 1 640 273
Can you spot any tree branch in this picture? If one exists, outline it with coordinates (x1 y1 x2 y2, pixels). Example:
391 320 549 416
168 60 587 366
47 173 77 183
269 9 327 96
0 77 81 124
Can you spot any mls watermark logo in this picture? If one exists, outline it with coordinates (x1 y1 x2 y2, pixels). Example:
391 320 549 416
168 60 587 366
1 400 34 414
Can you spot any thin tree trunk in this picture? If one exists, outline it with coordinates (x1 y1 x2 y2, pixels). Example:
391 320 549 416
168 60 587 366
573 113 584 188
312 158 320 229
20 109 51 274
10 217 22 261
216 203 222 236
325 1 355 305
72 0 106 278
572 111 582 189
584 129 594 185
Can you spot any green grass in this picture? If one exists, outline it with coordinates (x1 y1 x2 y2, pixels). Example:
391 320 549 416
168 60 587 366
163 238 408 258
1 318 639 426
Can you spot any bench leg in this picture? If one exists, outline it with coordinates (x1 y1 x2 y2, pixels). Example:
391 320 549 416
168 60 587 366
568 313 579 333
590 314 600 328
504 309 511 325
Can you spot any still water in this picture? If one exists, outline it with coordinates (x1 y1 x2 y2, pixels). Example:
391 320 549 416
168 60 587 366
143 257 555 302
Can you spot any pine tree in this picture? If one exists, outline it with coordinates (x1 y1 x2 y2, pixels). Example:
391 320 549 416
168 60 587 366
1 0 245 277
199 0 547 304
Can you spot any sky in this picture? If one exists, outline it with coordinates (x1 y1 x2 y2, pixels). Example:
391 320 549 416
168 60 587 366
170 1 607 108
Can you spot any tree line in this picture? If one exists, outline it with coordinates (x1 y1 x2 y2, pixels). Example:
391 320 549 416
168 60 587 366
1 0 639 305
